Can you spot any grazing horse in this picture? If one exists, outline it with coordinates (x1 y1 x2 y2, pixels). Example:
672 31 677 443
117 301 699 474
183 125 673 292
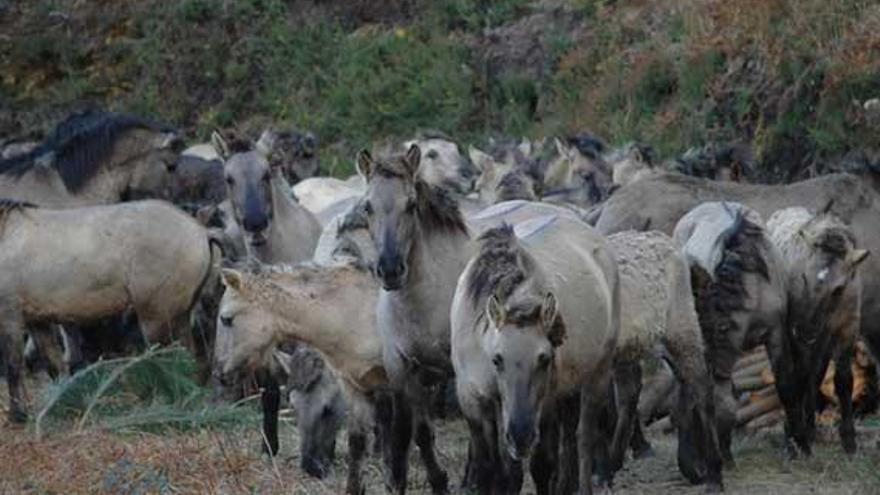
0 199 215 422
0 110 182 207
605 231 722 489
210 131 339 468
767 206 869 454
215 261 392 494
451 218 619 495
673 202 801 462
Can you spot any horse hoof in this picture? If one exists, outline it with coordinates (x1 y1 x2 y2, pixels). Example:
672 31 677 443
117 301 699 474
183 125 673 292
704 482 724 494
7 409 27 424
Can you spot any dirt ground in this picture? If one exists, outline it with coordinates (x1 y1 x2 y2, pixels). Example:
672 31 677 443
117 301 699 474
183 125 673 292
2 400 880 495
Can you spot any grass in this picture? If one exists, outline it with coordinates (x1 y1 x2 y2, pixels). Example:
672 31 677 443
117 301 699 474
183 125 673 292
34 346 259 436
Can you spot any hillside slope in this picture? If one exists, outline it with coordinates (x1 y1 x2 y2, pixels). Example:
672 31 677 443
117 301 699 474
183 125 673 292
1 0 878 178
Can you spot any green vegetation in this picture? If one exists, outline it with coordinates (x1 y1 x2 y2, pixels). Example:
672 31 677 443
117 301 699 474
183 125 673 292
36 346 258 435
1 0 878 179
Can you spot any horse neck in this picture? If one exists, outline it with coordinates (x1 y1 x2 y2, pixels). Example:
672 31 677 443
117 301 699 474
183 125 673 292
266 175 320 260
400 221 473 310
268 275 378 367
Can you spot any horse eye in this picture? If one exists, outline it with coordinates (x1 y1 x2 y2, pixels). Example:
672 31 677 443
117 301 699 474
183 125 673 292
220 315 234 327
492 354 504 371
537 353 551 370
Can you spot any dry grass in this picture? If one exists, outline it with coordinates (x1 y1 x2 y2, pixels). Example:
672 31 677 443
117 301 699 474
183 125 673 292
2 383 880 495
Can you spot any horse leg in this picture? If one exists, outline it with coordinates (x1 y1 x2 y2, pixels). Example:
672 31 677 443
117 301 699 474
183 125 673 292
712 379 736 467
29 324 66 379
766 329 807 458
609 361 641 474
0 310 27 423
579 373 612 495
413 410 449 494
557 393 580 495
834 345 857 454
381 390 413 495
256 368 281 456
530 404 560 495
462 415 495 494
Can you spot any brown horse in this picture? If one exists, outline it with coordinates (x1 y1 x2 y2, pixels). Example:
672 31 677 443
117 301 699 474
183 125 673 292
0 110 182 207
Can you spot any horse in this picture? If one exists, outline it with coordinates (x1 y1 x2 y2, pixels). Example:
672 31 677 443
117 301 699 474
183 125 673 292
605 230 722 490
0 199 215 422
451 218 619 495
210 131 339 466
215 261 394 494
212 130 322 263
767 206 869 454
0 110 182 207
672 202 802 462
541 135 613 209
356 143 583 494
595 172 880 397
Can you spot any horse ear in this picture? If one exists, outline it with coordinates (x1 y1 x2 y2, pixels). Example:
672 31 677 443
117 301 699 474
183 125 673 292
255 129 277 158
518 138 532 157
211 131 230 160
486 295 506 329
542 292 565 347
468 145 493 173
404 144 421 177
356 149 374 182
849 249 870 268
821 199 835 215
554 137 570 158
221 268 244 291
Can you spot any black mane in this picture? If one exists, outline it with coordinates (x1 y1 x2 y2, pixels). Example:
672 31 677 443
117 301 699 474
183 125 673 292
0 110 175 192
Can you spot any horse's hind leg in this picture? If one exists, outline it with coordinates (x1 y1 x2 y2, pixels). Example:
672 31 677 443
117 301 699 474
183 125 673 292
609 360 641 473
834 344 857 454
0 311 27 422
29 324 67 379
413 412 449 494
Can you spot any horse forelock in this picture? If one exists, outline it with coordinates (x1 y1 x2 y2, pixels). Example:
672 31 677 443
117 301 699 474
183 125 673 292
0 109 176 192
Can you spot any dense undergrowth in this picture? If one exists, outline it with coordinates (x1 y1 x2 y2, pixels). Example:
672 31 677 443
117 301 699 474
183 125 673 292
1 0 878 179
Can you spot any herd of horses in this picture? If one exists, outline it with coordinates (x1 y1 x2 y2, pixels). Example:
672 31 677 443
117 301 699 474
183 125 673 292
1 109 877 494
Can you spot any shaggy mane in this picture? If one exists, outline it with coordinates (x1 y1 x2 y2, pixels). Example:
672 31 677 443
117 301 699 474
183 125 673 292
466 224 535 313
692 217 770 377
0 110 176 192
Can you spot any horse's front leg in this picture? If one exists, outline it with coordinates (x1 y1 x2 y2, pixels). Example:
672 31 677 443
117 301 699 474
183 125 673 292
578 372 612 495
530 403 560 495
413 409 449 494
381 389 413 495
0 312 27 423
256 368 281 456
834 345 857 454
